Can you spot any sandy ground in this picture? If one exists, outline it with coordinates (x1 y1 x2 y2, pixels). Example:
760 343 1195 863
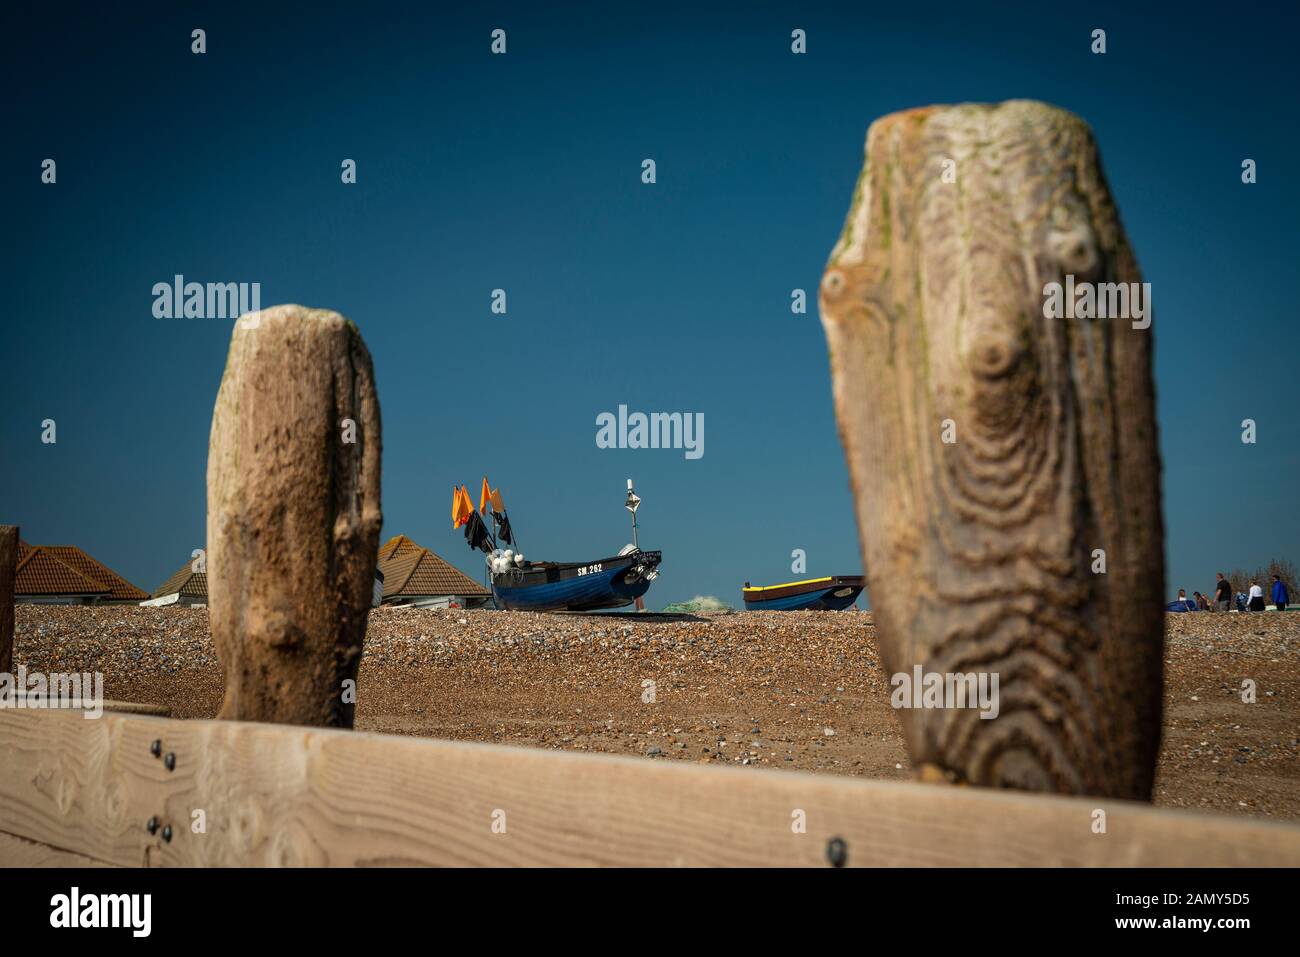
10 605 1298 820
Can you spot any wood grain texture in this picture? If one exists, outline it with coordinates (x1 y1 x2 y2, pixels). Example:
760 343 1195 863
2 709 1296 867
0 828 115 867
102 701 172 717
7 695 171 717
207 306 382 727
820 102 1164 799
0 525 16 676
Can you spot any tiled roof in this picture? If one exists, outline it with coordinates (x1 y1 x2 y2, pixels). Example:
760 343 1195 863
41 546 148 601
15 546 111 597
378 534 424 564
378 535 489 598
152 561 208 600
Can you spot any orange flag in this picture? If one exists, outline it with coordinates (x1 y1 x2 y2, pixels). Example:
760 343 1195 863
479 476 492 514
452 485 473 529
489 487 504 512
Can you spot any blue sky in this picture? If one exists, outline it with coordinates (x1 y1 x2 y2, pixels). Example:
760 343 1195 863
2 1 1296 607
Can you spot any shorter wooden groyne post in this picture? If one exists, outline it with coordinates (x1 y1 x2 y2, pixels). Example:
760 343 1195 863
206 306 382 727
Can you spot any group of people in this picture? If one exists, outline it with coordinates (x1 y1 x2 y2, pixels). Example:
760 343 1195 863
1174 572 1290 613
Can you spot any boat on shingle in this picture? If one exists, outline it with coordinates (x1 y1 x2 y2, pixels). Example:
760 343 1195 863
492 549 663 612
742 576 864 611
454 477 662 613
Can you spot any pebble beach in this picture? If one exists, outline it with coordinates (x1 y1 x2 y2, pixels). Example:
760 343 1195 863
11 605 1299 820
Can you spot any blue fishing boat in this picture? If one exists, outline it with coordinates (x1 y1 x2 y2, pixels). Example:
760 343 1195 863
454 476 662 612
742 576 864 611
493 548 663 612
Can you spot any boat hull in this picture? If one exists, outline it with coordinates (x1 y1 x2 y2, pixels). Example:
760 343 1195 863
743 576 864 611
493 550 662 612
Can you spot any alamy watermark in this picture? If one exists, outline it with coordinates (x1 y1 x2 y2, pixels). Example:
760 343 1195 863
890 666 1000 719
50 887 151 937
1042 274 1151 330
152 274 261 320
596 405 704 460
0 666 105 719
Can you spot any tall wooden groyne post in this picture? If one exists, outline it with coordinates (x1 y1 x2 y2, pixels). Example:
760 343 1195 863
820 101 1164 799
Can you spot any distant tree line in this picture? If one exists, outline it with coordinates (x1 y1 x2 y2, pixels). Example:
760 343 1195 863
1218 557 1297 595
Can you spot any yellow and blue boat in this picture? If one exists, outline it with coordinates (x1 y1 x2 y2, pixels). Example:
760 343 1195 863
742 576 864 611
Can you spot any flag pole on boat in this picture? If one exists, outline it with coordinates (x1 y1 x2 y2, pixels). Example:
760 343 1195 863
624 478 641 550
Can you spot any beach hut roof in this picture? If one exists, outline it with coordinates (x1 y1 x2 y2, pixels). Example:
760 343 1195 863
379 534 424 564
377 535 489 599
151 560 209 600
40 545 149 601
15 541 146 600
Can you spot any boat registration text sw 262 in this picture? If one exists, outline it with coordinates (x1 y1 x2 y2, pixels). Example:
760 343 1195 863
577 563 603 576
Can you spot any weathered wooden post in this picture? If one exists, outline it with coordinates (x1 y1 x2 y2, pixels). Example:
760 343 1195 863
207 306 382 726
0 525 16 676
820 101 1164 799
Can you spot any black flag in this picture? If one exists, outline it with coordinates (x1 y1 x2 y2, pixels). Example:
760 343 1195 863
494 510 514 546
464 511 493 553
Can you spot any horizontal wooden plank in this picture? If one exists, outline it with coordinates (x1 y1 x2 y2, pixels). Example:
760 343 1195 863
6 694 170 717
101 700 171 717
0 828 114 867
1 708 1297 867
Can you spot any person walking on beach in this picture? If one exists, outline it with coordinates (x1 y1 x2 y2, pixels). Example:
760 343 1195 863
1271 574 1290 611
1247 580 1266 611
1214 572 1232 613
